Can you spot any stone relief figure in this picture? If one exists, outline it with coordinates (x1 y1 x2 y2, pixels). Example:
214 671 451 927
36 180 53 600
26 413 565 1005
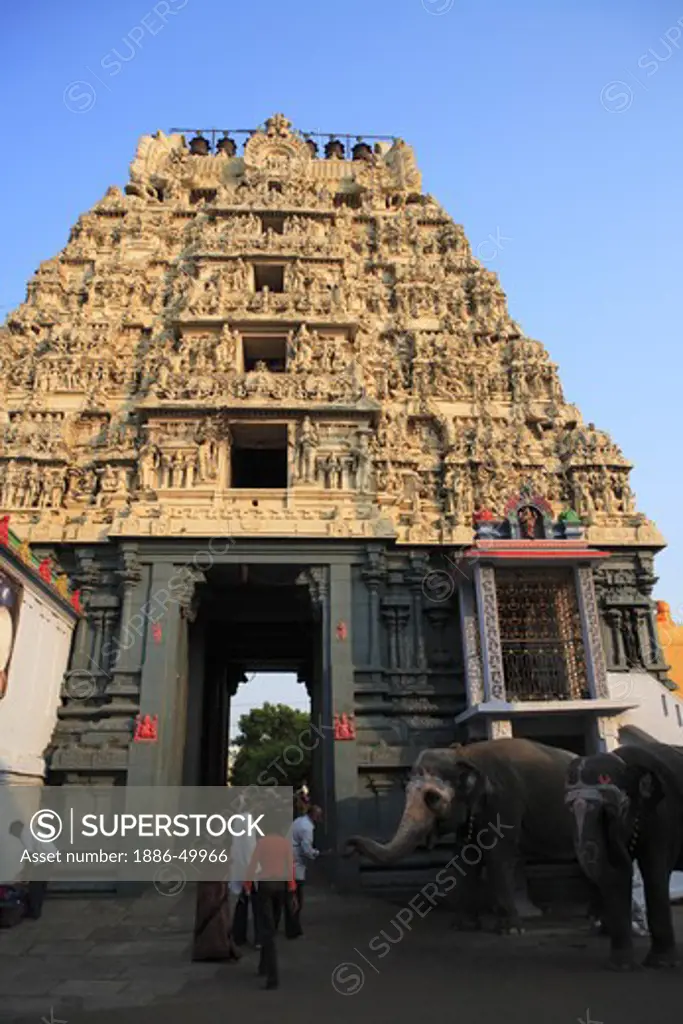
67 466 96 505
323 452 344 490
96 464 118 506
288 324 316 372
138 444 160 491
196 420 220 482
352 431 373 493
296 416 319 484
0 116 651 551
214 325 238 370
442 463 461 520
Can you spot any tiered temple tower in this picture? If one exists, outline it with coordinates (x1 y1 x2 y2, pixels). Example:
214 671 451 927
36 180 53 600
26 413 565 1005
0 114 669 882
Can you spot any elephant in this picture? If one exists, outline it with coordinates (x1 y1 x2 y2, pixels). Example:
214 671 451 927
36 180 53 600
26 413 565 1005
345 737 578 933
565 742 683 970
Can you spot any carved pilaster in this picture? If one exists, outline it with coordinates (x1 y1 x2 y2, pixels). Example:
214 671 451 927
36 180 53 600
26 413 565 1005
296 567 327 620
406 552 429 673
70 548 101 670
474 564 506 702
604 608 626 669
380 567 411 672
362 547 387 669
174 566 206 621
112 544 142 673
576 566 609 699
634 607 655 669
459 582 484 705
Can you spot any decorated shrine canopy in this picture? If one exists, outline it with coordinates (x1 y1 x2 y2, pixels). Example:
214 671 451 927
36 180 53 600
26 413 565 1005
0 113 665 551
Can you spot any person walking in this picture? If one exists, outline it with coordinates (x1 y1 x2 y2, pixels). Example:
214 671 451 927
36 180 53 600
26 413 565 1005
289 804 322 935
244 822 298 990
230 822 261 948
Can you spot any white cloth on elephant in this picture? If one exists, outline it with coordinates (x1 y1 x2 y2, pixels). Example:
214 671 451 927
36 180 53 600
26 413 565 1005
631 863 649 936
591 863 649 936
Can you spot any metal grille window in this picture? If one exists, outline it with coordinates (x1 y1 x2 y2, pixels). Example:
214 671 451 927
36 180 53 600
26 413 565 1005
495 568 589 702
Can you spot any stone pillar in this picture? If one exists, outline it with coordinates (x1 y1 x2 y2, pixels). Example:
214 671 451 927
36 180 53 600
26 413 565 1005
110 547 146 701
459 582 484 706
361 547 385 671
100 610 118 676
575 566 609 699
635 607 654 669
328 562 359 890
406 552 428 673
604 608 626 669
473 564 506 702
69 549 101 672
126 563 183 787
89 609 106 676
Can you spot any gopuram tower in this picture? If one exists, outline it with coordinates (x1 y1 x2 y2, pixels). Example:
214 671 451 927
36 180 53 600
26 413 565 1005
0 115 668 880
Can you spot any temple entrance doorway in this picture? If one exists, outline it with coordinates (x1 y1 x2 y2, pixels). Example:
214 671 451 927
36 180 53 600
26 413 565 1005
181 564 333 842
227 671 312 790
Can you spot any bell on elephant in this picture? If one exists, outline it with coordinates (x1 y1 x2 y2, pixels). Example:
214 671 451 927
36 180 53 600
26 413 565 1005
216 134 236 157
189 134 210 156
565 743 683 970
325 138 346 160
352 140 373 162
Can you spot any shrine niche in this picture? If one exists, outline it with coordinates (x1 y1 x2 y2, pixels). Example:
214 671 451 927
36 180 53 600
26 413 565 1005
505 487 554 540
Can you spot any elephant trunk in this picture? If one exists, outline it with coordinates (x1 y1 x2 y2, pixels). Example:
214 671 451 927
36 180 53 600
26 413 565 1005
347 828 425 864
346 776 444 864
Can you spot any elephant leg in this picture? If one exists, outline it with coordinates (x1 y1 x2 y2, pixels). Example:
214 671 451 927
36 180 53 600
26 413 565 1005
600 870 636 970
450 857 484 930
640 853 679 968
486 850 524 935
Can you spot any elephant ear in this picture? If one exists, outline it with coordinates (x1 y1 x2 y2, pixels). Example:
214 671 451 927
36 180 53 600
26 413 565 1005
451 759 492 806
624 763 664 811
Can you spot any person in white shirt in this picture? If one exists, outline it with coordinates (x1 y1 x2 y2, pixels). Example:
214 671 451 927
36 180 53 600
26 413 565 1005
228 798 262 948
289 805 322 935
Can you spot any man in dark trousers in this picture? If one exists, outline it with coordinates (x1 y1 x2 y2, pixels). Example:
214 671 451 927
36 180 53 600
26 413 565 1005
243 821 298 990
289 804 323 935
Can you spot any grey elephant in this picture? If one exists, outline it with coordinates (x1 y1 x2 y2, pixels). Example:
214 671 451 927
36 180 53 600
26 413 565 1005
346 737 578 933
566 742 683 970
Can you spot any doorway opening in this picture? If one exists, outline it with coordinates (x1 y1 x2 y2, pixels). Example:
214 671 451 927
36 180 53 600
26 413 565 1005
230 423 288 488
183 563 332 842
228 673 312 790
253 264 284 293
242 335 287 372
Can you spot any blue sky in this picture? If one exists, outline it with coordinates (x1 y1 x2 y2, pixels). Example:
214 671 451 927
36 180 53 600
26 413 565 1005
2 0 682 643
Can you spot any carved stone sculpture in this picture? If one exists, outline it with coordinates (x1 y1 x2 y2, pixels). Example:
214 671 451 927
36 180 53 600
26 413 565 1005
0 113 660 550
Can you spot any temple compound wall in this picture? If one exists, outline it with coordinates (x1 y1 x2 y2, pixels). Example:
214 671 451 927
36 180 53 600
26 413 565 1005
0 115 669 889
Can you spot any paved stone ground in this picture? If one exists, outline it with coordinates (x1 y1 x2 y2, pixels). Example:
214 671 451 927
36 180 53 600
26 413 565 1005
1 887 682 1024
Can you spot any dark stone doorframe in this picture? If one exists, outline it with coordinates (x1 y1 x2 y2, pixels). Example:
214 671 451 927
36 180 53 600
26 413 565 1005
123 545 359 884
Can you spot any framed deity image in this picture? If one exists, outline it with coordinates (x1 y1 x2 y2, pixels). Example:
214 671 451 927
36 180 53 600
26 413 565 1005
0 570 22 699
